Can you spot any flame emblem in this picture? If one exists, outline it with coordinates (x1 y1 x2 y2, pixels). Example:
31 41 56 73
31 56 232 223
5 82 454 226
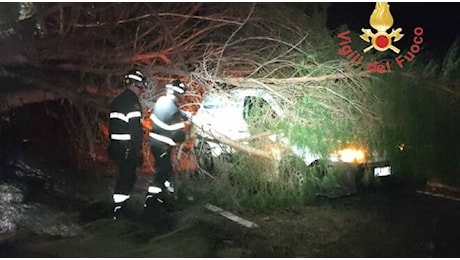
360 2 404 53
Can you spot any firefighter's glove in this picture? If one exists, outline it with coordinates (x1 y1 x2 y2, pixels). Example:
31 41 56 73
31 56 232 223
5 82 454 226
183 111 193 121
184 120 192 134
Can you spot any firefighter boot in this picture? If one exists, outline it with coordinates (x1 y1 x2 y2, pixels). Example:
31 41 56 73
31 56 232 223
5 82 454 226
143 185 163 209
164 180 175 193
113 201 128 221
144 193 168 208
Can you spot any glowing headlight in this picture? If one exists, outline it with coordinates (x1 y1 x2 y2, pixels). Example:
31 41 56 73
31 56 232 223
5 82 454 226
330 148 366 163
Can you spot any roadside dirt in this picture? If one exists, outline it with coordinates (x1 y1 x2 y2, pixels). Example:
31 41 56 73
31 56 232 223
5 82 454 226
1 145 459 258
2 185 460 258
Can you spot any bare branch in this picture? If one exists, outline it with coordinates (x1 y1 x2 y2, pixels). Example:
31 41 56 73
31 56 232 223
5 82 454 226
215 3 256 75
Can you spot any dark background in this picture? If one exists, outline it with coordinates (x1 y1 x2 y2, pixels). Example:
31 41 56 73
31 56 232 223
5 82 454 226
327 2 460 57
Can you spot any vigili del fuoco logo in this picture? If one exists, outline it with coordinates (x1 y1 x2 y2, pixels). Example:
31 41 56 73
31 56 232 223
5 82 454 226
337 2 424 73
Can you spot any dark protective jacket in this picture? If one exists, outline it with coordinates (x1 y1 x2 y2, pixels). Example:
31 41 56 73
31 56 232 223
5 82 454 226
108 88 143 161
148 95 188 146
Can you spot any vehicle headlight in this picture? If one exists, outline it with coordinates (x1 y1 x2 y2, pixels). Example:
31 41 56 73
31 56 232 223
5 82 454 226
330 148 366 163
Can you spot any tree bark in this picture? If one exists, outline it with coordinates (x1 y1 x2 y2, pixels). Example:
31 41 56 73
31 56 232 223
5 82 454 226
197 128 274 160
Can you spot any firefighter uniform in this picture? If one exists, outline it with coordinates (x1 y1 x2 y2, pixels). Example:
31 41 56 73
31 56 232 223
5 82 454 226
108 69 146 220
145 80 190 208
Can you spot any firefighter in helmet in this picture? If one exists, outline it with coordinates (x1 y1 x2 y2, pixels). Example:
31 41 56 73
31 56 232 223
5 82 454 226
108 69 147 220
144 79 192 209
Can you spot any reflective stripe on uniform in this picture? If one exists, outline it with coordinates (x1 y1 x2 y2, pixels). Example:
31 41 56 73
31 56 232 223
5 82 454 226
110 111 142 122
148 132 176 146
111 134 131 140
127 111 142 119
113 194 130 203
150 114 185 131
165 83 185 94
164 181 174 193
127 74 143 82
148 186 162 194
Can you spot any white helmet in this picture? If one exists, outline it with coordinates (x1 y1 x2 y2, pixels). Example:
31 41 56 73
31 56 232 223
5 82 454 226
124 69 148 88
165 79 186 95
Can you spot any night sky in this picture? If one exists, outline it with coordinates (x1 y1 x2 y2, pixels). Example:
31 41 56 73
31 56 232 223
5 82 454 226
327 2 460 57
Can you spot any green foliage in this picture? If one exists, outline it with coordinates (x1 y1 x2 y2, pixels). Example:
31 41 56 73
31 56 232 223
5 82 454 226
368 42 460 185
218 153 307 211
368 74 432 178
441 38 460 81
187 6 460 211
182 153 324 211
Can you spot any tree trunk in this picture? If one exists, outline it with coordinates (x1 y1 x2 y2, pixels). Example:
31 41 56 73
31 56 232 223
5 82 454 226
197 128 274 160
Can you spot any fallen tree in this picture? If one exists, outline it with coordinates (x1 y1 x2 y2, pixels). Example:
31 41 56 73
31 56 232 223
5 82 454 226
0 3 375 166
2 2 459 210
2 2 457 170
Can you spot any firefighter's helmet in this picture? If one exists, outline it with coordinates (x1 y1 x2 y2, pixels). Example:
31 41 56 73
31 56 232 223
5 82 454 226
124 69 148 88
165 79 186 95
